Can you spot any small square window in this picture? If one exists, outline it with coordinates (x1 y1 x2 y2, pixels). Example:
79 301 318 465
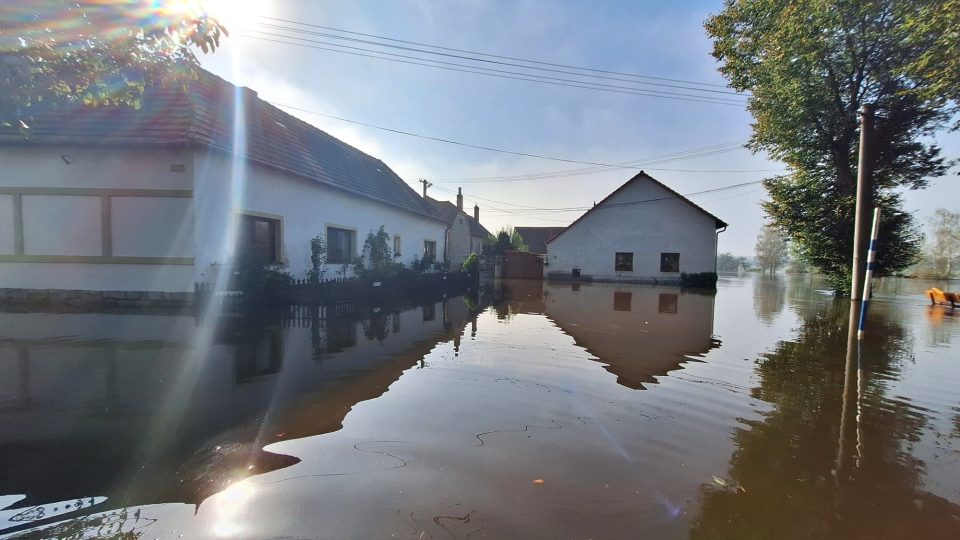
393 235 402 257
660 252 680 273
615 252 633 272
614 291 632 312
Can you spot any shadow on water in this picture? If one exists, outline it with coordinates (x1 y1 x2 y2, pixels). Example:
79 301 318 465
691 287 960 539
0 292 485 537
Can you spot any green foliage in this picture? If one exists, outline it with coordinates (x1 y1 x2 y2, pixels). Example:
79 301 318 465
307 234 327 283
900 0 960 126
754 223 789 274
705 0 951 293
1 2 228 129
486 226 528 254
237 263 293 304
681 272 719 289
462 252 480 274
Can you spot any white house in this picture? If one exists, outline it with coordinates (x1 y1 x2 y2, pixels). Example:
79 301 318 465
0 70 449 297
424 188 490 269
545 172 727 283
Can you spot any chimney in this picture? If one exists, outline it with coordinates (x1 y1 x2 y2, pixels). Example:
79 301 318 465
457 187 463 211
474 203 480 221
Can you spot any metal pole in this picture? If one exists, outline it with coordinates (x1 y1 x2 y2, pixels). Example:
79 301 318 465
851 104 875 300
857 208 881 339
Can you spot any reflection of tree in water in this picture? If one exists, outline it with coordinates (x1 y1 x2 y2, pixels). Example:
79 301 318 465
691 300 960 539
752 276 786 324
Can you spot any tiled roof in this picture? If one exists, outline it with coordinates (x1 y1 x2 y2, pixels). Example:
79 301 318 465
0 69 443 221
514 227 566 255
425 197 491 238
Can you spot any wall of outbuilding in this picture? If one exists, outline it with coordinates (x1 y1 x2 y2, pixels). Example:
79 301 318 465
545 178 719 283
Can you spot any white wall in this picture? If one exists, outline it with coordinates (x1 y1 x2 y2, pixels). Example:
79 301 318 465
0 146 196 292
546 178 720 282
0 195 15 254
193 150 448 282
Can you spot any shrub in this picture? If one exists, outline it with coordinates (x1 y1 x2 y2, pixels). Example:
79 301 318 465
680 271 718 289
462 252 479 274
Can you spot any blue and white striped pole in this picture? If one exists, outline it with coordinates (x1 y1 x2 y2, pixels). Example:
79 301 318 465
857 208 881 340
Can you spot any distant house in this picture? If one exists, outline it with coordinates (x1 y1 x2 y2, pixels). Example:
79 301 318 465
0 69 449 296
514 227 566 255
424 188 490 268
546 172 727 283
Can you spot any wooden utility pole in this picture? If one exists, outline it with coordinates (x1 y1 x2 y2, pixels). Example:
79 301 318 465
419 178 432 198
850 104 874 300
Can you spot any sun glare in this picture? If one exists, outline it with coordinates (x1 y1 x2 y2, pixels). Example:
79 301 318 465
160 0 267 29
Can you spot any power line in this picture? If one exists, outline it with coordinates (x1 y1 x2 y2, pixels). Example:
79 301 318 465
433 179 774 216
427 141 751 182
249 20 746 98
239 32 744 106
269 101 736 170
258 15 740 92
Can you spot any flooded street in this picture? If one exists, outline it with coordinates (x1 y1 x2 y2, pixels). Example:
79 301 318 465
2 275 959 539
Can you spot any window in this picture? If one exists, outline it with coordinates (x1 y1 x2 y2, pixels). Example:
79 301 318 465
660 252 680 273
613 291 632 312
423 240 437 261
422 303 436 321
615 252 633 272
238 214 280 265
393 235 402 257
327 227 356 264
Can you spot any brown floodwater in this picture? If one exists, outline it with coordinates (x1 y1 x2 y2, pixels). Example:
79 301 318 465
1 275 959 539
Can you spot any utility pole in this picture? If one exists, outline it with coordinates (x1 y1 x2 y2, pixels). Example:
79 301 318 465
850 104 874 300
419 178 432 198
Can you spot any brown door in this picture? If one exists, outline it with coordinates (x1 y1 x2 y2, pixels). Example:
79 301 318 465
501 251 544 280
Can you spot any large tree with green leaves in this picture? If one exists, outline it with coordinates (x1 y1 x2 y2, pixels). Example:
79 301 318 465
705 0 953 292
0 1 227 130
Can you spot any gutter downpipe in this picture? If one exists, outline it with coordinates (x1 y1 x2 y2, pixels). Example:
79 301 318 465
715 225 727 273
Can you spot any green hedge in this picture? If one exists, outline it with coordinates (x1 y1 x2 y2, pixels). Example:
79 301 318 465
680 271 718 289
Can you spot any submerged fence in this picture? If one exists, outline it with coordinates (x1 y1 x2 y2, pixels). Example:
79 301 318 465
195 271 477 307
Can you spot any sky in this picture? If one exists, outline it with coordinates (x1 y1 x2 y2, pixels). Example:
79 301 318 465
198 0 959 256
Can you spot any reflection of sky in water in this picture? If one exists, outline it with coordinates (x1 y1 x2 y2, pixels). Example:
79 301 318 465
2 275 959 538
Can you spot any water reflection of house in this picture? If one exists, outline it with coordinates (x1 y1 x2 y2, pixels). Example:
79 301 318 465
504 281 718 389
0 296 480 520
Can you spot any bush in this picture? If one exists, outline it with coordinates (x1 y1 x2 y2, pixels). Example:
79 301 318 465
237 263 293 303
462 252 479 274
680 271 718 289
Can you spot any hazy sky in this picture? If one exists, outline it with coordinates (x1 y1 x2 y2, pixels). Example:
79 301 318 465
200 0 959 256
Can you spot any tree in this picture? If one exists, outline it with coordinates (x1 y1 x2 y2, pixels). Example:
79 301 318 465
901 0 960 126
717 252 749 273
755 224 789 274
923 209 960 279
1 1 228 130
706 0 951 292
485 226 528 255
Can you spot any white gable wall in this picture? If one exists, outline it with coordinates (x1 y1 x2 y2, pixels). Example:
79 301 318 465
193 150 448 282
546 177 719 282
